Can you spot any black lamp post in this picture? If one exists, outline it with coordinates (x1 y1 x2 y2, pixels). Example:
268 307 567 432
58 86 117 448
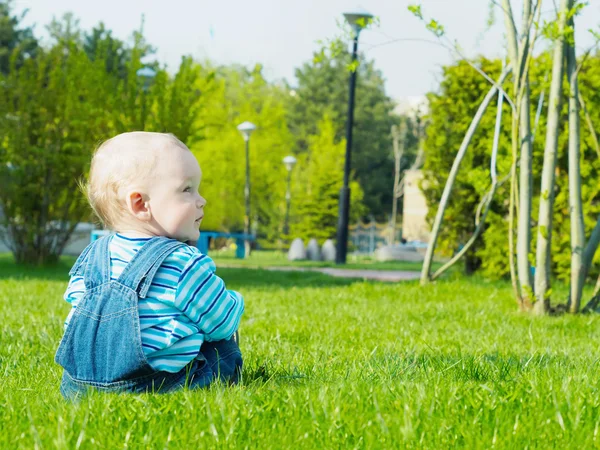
335 9 373 264
136 67 156 130
237 121 257 256
282 155 297 236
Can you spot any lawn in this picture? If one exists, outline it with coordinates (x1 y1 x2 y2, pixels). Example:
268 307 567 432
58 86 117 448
2 253 600 448
210 249 441 272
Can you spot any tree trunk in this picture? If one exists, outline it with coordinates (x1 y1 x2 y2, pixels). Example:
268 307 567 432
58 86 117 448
420 67 511 285
517 83 534 298
566 16 585 313
534 0 570 314
430 79 505 281
390 123 406 244
578 92 600 159
503 0 537 303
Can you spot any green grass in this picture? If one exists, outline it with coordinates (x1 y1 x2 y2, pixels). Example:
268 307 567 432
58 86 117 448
2 253 600 448
210 249 440 272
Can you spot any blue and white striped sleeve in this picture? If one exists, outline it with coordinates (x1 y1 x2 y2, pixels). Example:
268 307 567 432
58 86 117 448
64 275 85 305
63 275 85 328
174 253 244 342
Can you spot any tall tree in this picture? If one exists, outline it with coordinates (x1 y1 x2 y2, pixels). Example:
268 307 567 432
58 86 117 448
0 0 38 75
83 22 127 78
533 0 570 312
190 64 294 246
288 43 402 219
293 116 365 242
502 0 538 304
0 38 116 263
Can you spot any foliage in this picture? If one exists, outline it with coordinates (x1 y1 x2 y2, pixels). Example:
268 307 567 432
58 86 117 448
0 14 208 264
292 116 365 242
287 42 407 219
0 39 116 263
0 0 38 75
0 7 404 261
422 55 600 280
190 64 294 247
83 22 128 79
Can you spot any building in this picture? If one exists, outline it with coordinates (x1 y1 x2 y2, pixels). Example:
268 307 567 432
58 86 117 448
402 169 429 242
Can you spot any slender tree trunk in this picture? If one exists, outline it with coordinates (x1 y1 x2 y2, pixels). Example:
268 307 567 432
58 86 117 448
534 0 570 314
390 123 406 244
503 0 536 303
517 82 534 298
431 78 505 281
501 0 519 76
566 16 585 313
578 92 600 159
420 67 511 284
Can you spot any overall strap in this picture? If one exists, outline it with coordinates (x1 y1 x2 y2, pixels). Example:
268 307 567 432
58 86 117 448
69 245 93 277
69 234 110 277
116 237 186 298
82 234 113 289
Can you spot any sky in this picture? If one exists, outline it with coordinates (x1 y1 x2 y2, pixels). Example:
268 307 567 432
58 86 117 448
12 0 600 108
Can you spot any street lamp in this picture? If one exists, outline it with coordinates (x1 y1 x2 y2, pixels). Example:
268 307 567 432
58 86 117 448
237 121 257 256
136 66 156 130
282 155 297 237
335 8 373 265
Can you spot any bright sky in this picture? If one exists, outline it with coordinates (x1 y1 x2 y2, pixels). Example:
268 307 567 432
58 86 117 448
13 0 600 105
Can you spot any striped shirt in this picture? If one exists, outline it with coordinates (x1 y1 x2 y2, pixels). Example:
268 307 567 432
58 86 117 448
63 233 244 373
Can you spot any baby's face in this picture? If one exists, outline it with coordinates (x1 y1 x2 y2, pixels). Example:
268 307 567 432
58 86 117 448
147 145 206 242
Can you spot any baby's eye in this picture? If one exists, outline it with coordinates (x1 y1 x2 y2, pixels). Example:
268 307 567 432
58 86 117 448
183 187 192 193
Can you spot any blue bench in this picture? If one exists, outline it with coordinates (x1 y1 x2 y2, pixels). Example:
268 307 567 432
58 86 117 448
90 230 255 258
197 231 254 258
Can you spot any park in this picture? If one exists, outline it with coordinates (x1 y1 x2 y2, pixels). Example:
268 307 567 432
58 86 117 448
2 0 600 448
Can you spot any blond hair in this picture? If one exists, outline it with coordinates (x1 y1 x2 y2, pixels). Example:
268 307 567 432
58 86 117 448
84 132 188 229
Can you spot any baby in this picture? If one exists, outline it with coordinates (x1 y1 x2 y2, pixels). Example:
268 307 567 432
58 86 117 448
55 132 244 399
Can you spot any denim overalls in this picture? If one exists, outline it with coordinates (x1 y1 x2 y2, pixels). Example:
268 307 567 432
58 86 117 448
55 235 242 400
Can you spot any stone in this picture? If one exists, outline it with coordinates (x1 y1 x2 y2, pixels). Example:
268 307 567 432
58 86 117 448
374 244 424 262
288 238 306 261
306 238 321 261
321 239 336 262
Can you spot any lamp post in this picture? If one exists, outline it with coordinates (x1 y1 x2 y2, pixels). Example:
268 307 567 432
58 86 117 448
237 121 257 256
335 8 373 265
136 66 156 130
282 155 297 237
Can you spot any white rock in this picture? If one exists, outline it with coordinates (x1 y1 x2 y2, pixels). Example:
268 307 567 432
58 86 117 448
306 238 321 261
321 239 336 262
288 238 306 261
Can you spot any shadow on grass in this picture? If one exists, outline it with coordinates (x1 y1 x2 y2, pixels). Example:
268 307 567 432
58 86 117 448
218 268 363 289
242 352 586 387
212 253 431 272
241 362 309 386
0 253 75 282
0 253 364 288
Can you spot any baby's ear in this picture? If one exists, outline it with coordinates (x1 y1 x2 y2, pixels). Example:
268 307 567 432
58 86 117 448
126 190 151 221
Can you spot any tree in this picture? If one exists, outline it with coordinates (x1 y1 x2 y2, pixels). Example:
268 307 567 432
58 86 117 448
0 14 168 264
190 64 294 247
420 59 512 278
83 22 127 79
0 0 38 75
533 0 571 312
293 116 365 242
0 39 117 263
501 0 539 304
414 1 600 313
424 49 600 310
288 43 403 219
147 56 206 145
